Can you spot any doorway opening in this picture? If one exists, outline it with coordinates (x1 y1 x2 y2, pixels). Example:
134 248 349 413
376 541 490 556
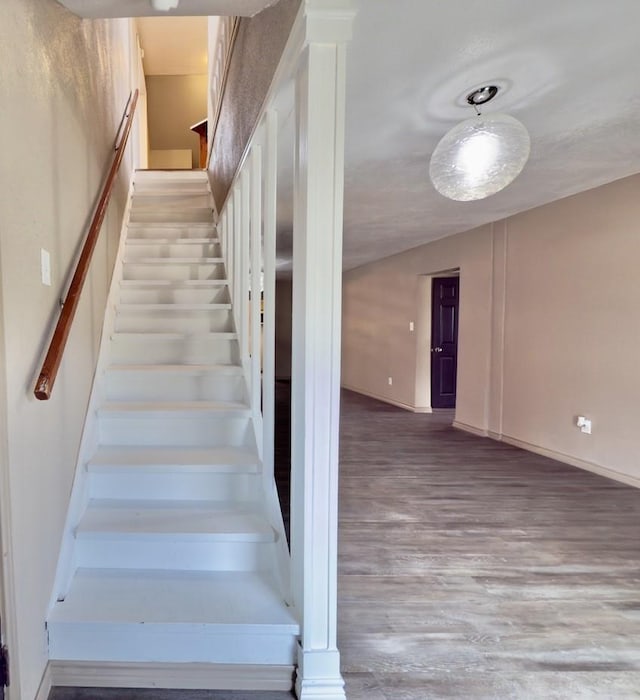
430 275 459 409
137 16 210 170
415 269 460 417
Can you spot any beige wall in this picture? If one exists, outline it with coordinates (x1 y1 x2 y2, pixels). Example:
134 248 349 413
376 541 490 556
146 74 207 168
343 225 493 427
342 173 640 486
0 2 137 696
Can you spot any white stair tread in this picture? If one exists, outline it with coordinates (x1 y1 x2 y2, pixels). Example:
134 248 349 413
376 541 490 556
120 280 228 288
117 303 231 311
134 169 208 177
132 190 210 196
87 445 259 472
106 363 243 375
126 238 219 245
127 222 215 229
77 499 274 541
133 184 210 190
111 331 237 339
49 569 298 630
123 257 224 264
99 400 249 413
132 188 210 195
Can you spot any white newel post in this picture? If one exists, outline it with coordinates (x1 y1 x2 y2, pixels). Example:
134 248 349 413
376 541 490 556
290 2 354 698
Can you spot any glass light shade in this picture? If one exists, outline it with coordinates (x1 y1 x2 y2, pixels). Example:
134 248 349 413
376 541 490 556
429 113 530 201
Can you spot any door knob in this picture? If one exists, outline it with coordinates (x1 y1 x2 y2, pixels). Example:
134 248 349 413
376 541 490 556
432 347 443 353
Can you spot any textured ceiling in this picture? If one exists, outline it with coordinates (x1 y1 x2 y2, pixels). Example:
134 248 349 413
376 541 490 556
137 17 209 75
58 0 640 272
276 0 640 271
56 0 277 17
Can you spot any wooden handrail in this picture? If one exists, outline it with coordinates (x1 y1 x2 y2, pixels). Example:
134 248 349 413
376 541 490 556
34 89 139 401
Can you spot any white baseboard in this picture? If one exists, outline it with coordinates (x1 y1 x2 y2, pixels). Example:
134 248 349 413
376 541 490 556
35 663 53 700
421 419 639 489
452 420 488 437
296 678 347 699
341 384 432 413
49 661 295 691
496 434 640 489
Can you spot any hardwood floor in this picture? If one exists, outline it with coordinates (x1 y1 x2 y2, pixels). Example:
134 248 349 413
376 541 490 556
50 388 640 699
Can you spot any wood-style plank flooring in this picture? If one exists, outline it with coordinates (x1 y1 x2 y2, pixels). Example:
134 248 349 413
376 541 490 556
338 390 640 699
51 388 640 700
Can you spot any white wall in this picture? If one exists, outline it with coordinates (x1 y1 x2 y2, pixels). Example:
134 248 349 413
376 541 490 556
342 173 640 486
0 2 139 696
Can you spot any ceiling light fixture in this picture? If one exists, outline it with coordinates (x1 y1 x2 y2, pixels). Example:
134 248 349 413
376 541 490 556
150 0 180 11
429 85 530 202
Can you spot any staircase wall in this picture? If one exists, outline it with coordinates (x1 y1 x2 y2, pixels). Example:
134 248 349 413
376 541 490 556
0 2 142 696
208 0 300 210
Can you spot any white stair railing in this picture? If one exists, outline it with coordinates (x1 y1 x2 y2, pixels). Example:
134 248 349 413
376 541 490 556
214 2 355 698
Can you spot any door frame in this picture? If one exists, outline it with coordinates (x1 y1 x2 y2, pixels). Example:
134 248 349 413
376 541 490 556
0 260 19 699
414 269 460 412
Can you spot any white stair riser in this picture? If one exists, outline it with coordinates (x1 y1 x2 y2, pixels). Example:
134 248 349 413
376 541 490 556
110 336 240 365
127 226 216 240
98 415 252 446
105 372 245 402
131 194 213 210
88 472 260 502
124 242 222 259
132 188 211 199
75 539 273 572
134 171 208 182
130 209 213 224
119 287 229 305
122 262 226 281
114 310 233 333
48 625 297 664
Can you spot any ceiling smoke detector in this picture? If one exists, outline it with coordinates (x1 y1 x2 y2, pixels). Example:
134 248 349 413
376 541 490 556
150 0 180 10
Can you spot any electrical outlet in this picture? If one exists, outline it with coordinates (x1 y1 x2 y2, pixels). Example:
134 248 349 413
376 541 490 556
388 377 393 386
576 416 592 434
409 321 414 332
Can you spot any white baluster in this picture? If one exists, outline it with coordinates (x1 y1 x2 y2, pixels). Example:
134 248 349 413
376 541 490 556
250 146 263 445
262 111 277 484
240 166 251 369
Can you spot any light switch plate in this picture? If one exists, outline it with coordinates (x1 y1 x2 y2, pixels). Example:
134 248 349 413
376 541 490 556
41 249 51 286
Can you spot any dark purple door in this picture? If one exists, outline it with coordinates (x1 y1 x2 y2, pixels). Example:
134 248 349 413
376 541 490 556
431 276 459 409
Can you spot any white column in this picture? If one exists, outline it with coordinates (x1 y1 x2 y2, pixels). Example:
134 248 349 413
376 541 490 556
289 3 354 698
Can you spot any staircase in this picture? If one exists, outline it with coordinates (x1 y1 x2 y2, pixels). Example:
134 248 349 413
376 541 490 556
47 171 298 688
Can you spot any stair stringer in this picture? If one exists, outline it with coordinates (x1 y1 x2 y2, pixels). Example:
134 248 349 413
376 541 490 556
49 177 136 607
